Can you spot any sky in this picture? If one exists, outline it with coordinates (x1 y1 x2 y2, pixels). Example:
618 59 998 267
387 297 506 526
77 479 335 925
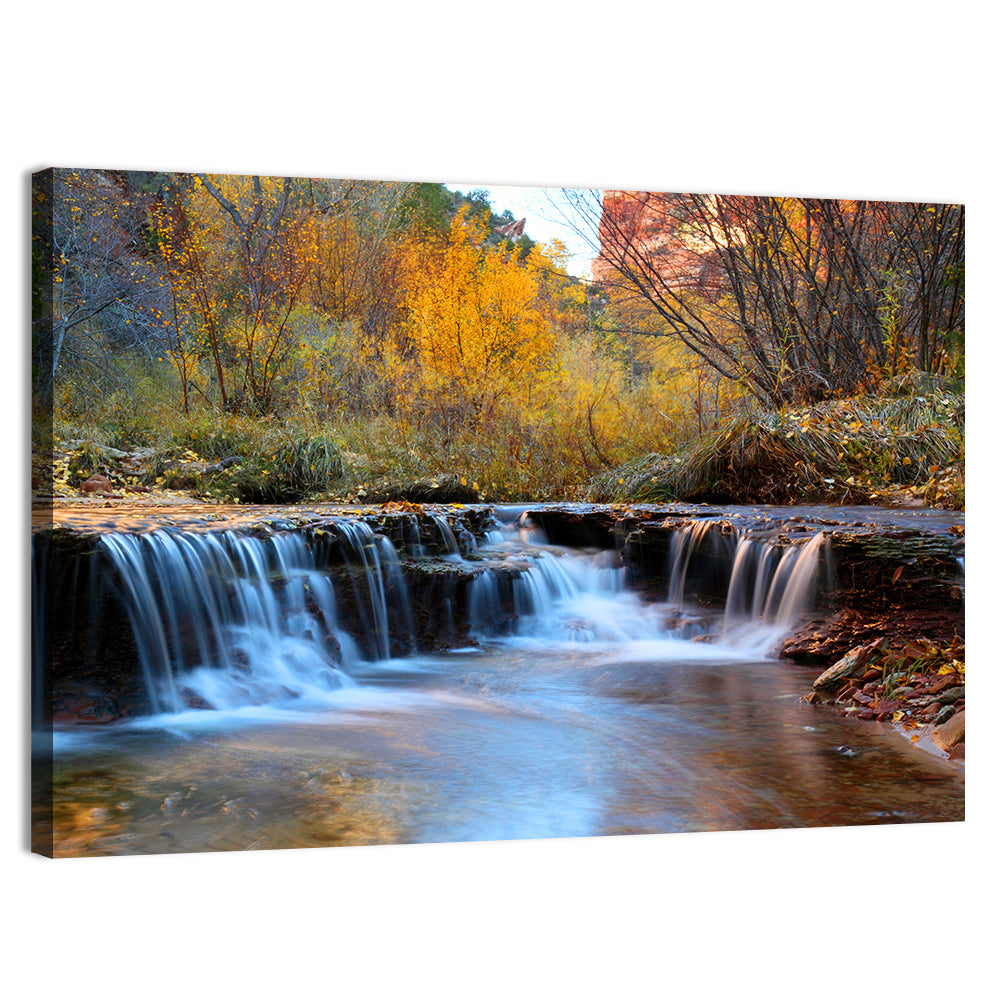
446 182 599 279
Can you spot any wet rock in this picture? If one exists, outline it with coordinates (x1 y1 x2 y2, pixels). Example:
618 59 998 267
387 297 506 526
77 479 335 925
936 685 965 705
934 705 956 725
872 698 904 720
927 673 962 695
813 641 881 691
932 710 965 752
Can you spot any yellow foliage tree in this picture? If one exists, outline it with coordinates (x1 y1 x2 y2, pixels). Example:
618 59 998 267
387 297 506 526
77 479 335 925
155 173 317 414
403 211 553 428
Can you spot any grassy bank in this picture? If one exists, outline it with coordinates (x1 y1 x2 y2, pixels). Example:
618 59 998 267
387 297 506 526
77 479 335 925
588 389 964 510
36 383 964 510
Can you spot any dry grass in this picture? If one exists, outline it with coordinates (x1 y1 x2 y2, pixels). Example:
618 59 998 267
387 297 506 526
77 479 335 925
590 391 964 508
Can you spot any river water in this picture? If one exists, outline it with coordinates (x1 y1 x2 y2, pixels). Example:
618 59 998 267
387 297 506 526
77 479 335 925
33 512 964 857
39 642 963 857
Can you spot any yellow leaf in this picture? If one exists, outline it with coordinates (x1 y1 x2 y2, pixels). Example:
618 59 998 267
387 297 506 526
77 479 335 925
902 457 911 466
460 477 467 486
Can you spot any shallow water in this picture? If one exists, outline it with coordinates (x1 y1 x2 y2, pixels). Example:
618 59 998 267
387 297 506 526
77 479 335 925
36 641 963 857
33 511 964 856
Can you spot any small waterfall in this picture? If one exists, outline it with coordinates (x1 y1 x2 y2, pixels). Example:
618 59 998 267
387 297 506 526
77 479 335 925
514 550 622 619
487 522 828 653
401 515 425 557
98 529 368 713
768 532 828 629
666 520 735 606
504 549 678 644
719 531 829 652
330 521 416 660
469 568 507 637
515 512 549 545
430 514 463 561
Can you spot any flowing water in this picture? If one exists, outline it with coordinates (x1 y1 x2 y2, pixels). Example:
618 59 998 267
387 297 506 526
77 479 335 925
33 512 964 856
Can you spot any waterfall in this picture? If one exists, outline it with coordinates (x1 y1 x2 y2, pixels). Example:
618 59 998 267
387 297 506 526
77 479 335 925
501 548 685 645
469 568 507 637
666 520 736 606
721 531 828 631
96 526 421 713
330 521 415 660
430 514 463 561
491 523 827 652
401 515 425 557
42 511 832 722
718 531 829 653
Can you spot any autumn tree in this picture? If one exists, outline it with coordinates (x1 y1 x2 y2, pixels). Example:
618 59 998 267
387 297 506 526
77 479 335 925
402 210 554 433
155 173 318 415
566 189 965 407
33 169 174 405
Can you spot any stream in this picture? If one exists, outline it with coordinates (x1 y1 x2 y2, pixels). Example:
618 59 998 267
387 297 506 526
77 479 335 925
32 510 964 857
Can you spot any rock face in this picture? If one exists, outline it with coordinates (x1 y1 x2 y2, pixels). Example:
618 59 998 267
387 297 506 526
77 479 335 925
592 191 725 294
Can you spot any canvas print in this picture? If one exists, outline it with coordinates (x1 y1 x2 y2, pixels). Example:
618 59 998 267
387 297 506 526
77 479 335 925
30 169 965 857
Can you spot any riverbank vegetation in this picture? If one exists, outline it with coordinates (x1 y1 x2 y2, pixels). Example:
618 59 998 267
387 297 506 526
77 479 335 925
32 169 964 507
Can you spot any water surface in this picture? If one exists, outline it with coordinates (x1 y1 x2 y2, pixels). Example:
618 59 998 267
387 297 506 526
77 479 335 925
38 643 963 857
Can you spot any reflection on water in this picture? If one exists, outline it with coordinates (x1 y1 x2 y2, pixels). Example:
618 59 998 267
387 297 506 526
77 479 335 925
38 646 964 857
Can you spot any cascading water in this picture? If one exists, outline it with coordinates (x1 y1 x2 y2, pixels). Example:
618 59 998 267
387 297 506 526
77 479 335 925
96 525 420 713
667 520 723 606
63 513 831 720
431 514 464 562
472 519 828 655
719 531 829 655
330 521 416 660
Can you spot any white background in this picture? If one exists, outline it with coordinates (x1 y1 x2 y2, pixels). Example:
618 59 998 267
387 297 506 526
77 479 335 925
5 3 993 997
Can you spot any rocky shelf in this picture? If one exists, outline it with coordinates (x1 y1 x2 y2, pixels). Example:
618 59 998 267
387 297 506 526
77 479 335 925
32 500 965 734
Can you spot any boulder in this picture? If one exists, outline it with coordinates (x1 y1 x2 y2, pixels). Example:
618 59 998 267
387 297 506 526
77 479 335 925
813 641 881 691
931 710 965 752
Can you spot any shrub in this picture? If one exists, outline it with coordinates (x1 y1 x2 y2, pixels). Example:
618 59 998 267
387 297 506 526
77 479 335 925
201 432 346 503
589 391 965 507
